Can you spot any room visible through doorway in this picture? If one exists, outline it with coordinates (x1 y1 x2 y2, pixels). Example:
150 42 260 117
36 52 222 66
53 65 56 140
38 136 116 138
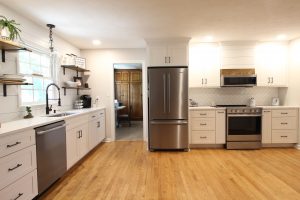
114 63 143 141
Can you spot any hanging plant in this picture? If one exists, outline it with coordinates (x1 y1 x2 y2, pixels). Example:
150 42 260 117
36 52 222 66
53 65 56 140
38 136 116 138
0 15 21 41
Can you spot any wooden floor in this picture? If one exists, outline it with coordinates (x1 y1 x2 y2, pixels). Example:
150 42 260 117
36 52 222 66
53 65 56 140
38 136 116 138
40 141 300 200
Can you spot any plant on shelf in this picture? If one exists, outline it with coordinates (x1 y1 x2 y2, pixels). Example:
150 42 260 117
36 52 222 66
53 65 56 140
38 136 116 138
24 106 34 119
0 15 21 41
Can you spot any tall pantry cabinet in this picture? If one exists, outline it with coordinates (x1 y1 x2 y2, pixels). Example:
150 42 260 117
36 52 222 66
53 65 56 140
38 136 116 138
114 69 143 120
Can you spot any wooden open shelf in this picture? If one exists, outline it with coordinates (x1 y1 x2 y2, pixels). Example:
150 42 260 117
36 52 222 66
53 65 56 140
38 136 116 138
0 38 31 62
61 65 90 76
0 80 33 96
62 86 91 95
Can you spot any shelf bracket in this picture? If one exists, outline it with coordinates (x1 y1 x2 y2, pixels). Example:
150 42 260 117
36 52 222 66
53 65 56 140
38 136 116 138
63 87 66 96
63 67 66 75
3 84 7 97
77 88 79 95
1 49 5 63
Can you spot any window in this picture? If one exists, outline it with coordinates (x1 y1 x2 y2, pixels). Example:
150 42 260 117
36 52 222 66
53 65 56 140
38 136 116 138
18 50 54 106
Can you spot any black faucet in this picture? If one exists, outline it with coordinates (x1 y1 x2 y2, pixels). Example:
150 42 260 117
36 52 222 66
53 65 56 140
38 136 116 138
46 83 61 114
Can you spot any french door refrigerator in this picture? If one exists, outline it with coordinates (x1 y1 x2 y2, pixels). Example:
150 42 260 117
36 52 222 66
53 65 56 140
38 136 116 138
148 67 189 151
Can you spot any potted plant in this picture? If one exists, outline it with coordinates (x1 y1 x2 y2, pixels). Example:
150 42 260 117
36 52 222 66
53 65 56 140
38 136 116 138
24 106 34 119
0 15 21 41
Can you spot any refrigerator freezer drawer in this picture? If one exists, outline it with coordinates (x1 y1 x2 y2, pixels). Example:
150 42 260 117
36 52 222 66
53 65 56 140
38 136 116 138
149 120 189 150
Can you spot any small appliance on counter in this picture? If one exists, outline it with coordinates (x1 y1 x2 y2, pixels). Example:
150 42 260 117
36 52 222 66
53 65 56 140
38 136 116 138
272 97 280 106
249 97 256 107
80 95 92 108
74 99 83 109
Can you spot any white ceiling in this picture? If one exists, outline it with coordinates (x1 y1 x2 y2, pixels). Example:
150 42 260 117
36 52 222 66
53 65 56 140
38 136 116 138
1 0 300 49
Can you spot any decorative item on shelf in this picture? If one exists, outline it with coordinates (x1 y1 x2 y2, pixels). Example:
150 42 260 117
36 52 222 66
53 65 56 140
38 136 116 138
84 83 89 88
65 81 78 87
24 106 34 119
0 15 21 41
75 57 86 69
46 24 55 52
73 77 83 87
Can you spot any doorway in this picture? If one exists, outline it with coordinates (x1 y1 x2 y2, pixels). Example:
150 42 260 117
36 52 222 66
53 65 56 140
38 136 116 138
114 63 143 141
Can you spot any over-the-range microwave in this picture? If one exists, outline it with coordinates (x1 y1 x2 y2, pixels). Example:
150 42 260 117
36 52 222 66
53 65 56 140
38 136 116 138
220 74 257 87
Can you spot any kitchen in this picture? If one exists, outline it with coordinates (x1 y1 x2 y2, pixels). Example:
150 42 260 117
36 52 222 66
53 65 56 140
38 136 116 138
0 0 300 199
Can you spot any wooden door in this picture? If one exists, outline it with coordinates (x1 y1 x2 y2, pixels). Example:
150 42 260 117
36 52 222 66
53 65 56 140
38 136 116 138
115 82 130 115
130 82 143 120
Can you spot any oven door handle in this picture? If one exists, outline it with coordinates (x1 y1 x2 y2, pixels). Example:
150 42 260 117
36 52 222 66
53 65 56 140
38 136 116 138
227 114 262 117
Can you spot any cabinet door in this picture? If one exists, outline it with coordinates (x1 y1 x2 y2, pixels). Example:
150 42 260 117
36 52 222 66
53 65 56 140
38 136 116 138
167 44 188 66
262 110 272 143
66 128 80 169
115 82 130 115
148 46 168 66
98 116 106 143
88 120 97 150
78 124 89 159
215 110 226 144
130 70 142 82
130 82 143 120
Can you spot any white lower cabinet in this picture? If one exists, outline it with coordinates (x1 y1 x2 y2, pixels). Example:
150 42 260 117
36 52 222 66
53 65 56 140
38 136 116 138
0 169 37 200
66 123 88 169
88 110 106 150
189 109 226 145
262 108 299 144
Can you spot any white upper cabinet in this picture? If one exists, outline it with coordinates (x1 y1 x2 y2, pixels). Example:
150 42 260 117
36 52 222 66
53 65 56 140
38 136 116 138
146 38 190 66
255 42 288 87
189 43 221 88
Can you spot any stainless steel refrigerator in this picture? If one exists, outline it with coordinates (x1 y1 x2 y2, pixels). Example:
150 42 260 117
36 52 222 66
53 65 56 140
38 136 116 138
148 67 189 151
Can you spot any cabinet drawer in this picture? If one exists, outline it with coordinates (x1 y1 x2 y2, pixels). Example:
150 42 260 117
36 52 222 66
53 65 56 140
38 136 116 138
272 109 298 117
89 109 105 121
66 114 89 130
0 145 36 190
0 169 37 200
191 118 215 131
191 131 215 144
0 129 35 158
272 117 297 130
190 110 215 118
272 130 298 143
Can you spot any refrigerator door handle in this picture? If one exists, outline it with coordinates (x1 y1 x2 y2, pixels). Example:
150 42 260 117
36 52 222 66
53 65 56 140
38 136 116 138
150 120 188 125
163 73 166 113
168 72 171 113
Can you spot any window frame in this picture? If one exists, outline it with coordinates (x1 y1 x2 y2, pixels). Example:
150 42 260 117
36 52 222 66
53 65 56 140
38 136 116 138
17 46 56 107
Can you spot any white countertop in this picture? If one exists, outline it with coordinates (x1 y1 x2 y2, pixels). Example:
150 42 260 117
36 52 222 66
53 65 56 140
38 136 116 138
189 105 299 110
0 107 105 137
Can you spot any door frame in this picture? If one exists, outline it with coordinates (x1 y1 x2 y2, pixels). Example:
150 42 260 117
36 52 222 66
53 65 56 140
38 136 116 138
110 60 148 142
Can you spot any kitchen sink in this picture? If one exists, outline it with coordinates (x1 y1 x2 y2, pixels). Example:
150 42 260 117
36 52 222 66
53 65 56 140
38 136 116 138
45 112 76 117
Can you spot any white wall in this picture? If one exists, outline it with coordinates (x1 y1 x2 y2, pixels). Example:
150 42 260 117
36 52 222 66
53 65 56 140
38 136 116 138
80 49 146 141
0 3 82 122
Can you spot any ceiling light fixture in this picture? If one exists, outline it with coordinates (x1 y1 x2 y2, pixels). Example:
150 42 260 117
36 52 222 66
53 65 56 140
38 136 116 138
276 34 287 40
46 24 55 52
204 35 213 42
92 40 101 45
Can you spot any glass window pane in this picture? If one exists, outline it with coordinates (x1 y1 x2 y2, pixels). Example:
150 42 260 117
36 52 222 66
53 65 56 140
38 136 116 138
33 77 43 90
19 62 31 74
30 52 40 65
42 67 51 78
31 64 41 74
41 55 50 67
19 51 29 62
34 90 45 103
21 90 33 104
44 79 53 88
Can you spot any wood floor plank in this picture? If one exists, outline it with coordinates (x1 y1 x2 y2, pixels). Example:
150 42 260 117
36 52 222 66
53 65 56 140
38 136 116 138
40 142 300 200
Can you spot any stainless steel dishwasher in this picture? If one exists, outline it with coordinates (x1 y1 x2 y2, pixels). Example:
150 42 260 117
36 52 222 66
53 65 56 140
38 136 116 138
35 120 67 194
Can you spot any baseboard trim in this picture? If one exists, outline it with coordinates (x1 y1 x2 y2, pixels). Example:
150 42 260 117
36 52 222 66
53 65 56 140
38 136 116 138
262 143 296 148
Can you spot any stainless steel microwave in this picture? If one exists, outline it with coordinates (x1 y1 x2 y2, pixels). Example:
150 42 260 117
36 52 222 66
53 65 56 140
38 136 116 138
221 75 257 87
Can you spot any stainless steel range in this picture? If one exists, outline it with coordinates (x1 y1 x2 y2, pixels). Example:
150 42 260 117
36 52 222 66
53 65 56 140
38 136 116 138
225 106 262 149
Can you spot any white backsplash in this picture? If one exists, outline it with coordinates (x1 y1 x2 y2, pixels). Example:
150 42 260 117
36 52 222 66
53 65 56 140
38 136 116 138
189 87 279 106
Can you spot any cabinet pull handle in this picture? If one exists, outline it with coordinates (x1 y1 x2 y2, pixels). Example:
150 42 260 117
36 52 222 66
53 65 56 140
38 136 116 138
8 163 22 172
164 57 167 63
281 123 288 125
200 136 207 139
200 123 207 126
200 113 206 116
217 111 225 114
92 116 96 118
13 193 24 200
263 110 271 113
97 121 100 128
281 136 288 138
271 77 274 83
281 112 288 115
7 142 21 148
205 78 207 84
201 78 203 85
168 57 171 63
78 131 81 139
80 130 83 138
268 77 270 84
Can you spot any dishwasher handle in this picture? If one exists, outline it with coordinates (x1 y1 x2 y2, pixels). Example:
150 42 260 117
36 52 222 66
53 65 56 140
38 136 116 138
36 124 66 135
